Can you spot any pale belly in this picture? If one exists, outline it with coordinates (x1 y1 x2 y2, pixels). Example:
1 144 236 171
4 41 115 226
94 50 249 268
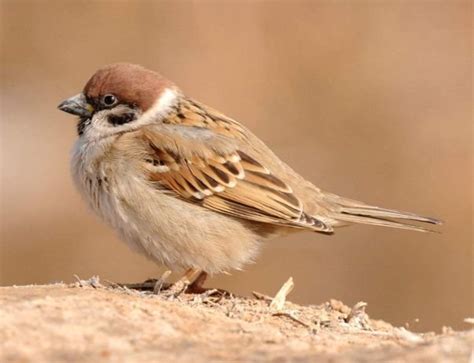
71 144 262 273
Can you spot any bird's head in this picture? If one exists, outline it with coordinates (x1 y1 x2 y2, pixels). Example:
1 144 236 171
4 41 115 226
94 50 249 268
58 63 178 139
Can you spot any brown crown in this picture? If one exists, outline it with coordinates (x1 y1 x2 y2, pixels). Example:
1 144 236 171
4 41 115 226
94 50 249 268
83 63 175 111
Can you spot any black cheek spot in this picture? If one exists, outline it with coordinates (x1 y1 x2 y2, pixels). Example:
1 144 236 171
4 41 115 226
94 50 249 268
108 113 136 126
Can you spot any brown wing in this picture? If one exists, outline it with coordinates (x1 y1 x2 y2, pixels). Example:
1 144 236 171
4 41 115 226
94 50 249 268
140 124 332 232
166 97 249 139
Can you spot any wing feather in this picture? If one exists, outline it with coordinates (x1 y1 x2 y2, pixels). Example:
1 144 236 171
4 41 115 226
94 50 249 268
141 122 331 232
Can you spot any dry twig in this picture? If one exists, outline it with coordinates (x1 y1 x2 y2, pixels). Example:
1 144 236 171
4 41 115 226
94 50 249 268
270 277 294 311
272 312 310 328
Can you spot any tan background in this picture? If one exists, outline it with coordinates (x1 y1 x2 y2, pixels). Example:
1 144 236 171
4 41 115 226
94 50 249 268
0 1 471 332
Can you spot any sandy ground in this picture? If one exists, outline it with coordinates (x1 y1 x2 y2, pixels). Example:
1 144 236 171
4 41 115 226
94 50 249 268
0 278 472 363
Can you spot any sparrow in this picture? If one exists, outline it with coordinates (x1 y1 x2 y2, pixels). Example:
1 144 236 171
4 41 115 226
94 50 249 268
58 63 441 290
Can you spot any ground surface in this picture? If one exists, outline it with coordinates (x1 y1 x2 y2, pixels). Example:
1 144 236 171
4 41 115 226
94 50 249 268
0 279 472 363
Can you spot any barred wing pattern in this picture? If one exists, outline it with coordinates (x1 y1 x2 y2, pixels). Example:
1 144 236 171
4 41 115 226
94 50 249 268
141 124 332 233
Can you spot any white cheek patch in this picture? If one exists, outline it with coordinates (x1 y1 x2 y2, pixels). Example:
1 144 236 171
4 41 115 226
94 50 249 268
83 88 179 140
138 88 178 125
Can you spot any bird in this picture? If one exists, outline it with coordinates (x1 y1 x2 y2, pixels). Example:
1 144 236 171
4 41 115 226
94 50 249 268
58 63 441 292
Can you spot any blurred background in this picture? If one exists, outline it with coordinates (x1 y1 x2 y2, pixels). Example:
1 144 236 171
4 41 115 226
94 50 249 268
0 0 471 332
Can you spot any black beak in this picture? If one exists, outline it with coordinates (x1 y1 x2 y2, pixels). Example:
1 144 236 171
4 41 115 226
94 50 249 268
58 93 94 118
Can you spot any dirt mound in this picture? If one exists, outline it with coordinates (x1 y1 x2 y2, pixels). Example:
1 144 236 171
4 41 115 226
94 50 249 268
0 279 472 362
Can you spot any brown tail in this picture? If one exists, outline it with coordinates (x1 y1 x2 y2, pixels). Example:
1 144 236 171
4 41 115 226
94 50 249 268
323 193 442 232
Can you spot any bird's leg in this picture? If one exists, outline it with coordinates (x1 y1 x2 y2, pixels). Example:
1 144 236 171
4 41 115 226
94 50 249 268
114 269 231 297
112 269 199 294
165 268 202 297
185 271 208 294
157 269 231 297
185 271 233 298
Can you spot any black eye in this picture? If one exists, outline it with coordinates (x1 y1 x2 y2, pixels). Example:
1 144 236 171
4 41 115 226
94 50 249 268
101 94 118 107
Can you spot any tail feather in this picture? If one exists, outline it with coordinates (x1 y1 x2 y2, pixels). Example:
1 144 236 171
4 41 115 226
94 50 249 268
340 206 442 225
334 213 437 233
323 193 442 232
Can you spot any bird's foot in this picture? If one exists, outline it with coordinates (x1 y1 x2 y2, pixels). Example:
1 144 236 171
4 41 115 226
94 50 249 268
164 269 215 298
115 269 231 298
